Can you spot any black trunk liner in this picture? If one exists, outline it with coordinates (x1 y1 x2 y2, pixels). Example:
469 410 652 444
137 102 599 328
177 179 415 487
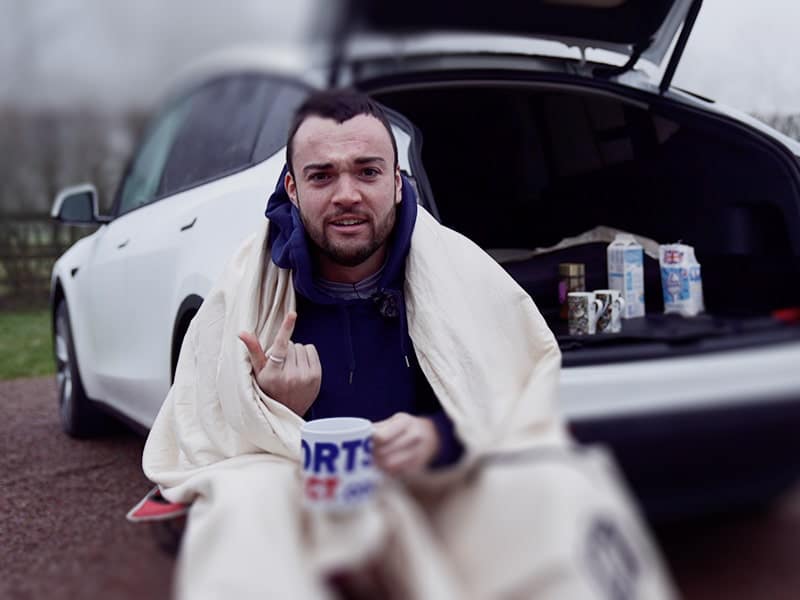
551 312 800 367
553 313 775 346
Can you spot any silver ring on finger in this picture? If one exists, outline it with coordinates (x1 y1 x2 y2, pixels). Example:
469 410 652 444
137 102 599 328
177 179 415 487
268 354 286 365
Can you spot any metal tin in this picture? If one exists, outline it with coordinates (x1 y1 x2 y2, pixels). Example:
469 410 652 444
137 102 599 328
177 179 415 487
559 263 586 320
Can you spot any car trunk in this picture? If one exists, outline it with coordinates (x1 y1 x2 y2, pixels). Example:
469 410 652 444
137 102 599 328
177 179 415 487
372 82 800 365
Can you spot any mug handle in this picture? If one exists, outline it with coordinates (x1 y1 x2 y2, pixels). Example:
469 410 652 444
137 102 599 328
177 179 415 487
588 298 604 327
595 294 610 318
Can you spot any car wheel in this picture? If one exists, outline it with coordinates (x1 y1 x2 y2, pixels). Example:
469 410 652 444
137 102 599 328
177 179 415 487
54 300 109 438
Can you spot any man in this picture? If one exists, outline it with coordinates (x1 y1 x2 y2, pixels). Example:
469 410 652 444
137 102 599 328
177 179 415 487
237 92 462 474
143 90 674 599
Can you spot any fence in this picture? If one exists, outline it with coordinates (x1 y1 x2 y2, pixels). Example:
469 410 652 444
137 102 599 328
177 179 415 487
0 215 94 310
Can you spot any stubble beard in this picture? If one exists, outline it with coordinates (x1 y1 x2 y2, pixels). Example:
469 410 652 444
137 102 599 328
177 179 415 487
297 184 398 268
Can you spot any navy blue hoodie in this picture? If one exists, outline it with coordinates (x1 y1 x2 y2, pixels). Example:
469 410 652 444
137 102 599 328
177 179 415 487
264 168 462 467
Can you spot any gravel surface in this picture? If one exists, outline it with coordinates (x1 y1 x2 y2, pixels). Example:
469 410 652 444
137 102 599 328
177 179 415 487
2 376 800 599
0 377 174 600
657 497 800 599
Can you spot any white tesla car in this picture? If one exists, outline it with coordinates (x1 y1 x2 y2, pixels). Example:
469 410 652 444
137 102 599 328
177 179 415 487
50 0 800 518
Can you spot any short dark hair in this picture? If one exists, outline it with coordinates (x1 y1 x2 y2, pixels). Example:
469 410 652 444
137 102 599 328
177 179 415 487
285 89 398 177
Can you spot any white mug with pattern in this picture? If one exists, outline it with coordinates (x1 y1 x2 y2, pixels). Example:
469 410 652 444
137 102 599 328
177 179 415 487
594 289 626 334
567 292 603 335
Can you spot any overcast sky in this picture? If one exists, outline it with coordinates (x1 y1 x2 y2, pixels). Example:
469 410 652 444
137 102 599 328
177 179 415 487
1 0 798 115
676 0 800 115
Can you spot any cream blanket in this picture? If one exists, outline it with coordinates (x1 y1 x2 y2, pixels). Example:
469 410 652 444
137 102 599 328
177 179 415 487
143 208 675 599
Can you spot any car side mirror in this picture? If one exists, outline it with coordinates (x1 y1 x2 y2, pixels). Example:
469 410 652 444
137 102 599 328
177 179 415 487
50 184 111 225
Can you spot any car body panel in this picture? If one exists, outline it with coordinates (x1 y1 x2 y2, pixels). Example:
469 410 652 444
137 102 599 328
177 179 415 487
162 43 327 106
562 340 800 421
52 153 284 425
82 217 136 396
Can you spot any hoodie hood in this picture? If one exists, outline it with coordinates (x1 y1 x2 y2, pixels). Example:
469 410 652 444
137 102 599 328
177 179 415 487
264 165 418 303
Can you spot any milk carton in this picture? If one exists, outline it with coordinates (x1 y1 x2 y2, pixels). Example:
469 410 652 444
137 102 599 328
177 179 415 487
607 234 645 318
659 243 705 317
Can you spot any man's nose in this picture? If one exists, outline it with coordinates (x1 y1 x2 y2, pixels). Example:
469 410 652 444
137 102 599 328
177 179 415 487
331 174 362 207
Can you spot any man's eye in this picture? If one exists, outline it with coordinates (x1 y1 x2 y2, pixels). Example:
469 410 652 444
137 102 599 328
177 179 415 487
361 168 380 177
309 173 330 182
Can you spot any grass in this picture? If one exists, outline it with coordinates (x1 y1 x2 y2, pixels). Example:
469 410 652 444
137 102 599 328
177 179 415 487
0 310 54 380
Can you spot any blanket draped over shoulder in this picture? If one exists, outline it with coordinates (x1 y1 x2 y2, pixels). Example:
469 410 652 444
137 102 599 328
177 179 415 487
143 208 675 600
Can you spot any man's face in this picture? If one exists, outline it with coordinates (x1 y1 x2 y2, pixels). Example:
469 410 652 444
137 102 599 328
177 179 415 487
285 114 402 277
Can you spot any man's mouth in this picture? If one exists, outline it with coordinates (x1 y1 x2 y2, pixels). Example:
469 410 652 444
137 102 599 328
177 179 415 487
329 217 368 229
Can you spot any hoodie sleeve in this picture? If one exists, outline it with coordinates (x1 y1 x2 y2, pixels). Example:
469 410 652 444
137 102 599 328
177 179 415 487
427 410 464 468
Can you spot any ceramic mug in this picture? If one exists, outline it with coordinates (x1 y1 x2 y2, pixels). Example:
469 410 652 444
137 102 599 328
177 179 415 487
300 417 378 512
594 289 626 334
567 292 603 335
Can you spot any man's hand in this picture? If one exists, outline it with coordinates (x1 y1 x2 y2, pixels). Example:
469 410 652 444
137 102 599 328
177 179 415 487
373 412 441 476
238 311 321 416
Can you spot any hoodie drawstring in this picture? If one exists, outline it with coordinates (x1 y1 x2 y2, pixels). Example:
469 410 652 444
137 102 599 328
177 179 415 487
339 306 356 385
398 296 410 369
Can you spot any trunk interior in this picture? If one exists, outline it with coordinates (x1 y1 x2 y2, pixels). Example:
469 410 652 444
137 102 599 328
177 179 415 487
374 82 800 364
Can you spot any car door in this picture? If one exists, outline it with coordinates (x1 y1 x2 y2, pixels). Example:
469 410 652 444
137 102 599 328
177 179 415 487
84 96 193 401
116 75 311 423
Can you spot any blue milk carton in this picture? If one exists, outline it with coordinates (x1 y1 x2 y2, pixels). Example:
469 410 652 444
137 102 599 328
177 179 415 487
607 234 645 318
659 243 705 317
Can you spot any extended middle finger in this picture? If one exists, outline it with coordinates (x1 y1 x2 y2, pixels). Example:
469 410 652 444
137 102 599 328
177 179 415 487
286 342 298 370
305 345 321 373
294 343 311 370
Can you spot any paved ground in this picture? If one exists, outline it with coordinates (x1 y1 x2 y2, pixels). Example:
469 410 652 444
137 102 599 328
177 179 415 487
2 376 800 599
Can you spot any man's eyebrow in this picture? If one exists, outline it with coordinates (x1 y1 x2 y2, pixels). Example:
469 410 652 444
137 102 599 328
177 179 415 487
354 156 386 165
302 157 387 173
302 162 333 173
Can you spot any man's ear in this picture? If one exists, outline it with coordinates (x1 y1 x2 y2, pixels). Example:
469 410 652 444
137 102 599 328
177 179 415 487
284 171 299 207
394 166 402 205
